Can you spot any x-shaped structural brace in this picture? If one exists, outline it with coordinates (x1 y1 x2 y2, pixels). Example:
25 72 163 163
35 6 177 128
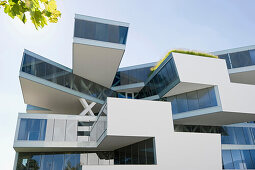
79 98 96 116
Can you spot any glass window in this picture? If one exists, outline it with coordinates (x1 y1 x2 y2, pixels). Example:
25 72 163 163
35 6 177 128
240 150 255 169
198 88 211 109
64 154 81 169
249 50 255 64
53 154 64 170
41 154 53 170
231 150 245 169
225 127 238 144
243 127 254 145
186 91 199 111
250 150 255 167
119 148 125 164
222 150 234 169
230 51 252 68
95 22 108 42
234 127 246 145
146 138 155 164
125 146 132 164
176 93 188 113
18 119 47 141
114 150 120 165
108 24 119 43
168 96 178 114
138 140 146 164
131 143 139 164
218 54 231 69
208 87 217 106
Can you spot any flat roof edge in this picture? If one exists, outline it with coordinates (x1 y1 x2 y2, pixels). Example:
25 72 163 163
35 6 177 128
75 14 129 27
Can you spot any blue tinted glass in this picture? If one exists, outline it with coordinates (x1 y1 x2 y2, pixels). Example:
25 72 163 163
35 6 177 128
231 150 245 169
64 154 81 170
221 127 230 144
250 150 255 166
40 119 47 140
230 51 252 68
225 127 238 144
41 154 53 170
119 26 128 44
186 91 199 111
198 88 211 109
176 93 188 113
168 96 178 114
208 87 217 106
249 50 255 64
18 119 30 140
234 127 246 145
29 119 41 140
18 119 47 141
21 54 118 101
222 150 234 169
241 150 255 169
95 22 108 42
218 54 231 69
53 154 64 170
243 127 254 145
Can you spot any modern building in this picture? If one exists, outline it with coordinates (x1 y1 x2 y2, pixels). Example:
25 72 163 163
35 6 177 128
13 14 255 170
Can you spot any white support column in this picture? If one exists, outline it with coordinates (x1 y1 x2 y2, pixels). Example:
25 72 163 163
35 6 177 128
79 98 96 116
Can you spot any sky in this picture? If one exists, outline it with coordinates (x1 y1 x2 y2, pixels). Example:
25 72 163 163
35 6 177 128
1 0 255 169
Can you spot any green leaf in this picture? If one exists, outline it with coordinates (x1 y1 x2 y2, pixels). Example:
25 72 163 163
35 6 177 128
4 4 10 13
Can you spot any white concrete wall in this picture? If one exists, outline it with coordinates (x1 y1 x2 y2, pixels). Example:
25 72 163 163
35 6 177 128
219 83 255 114
173 52 230 85
89 98 221 170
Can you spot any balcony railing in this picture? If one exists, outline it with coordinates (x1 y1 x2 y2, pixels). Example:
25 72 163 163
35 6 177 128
90 103 107 142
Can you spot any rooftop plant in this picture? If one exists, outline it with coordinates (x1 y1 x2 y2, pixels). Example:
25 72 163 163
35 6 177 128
150 49 218 72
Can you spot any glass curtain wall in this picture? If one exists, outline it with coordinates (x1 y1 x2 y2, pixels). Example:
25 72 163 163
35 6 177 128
166 87 218 114
112 66 152 87
21 53 118 101
74 19 128 44
114 138 156 165
136 57 179 99
222 150 255 169
218 49 255 69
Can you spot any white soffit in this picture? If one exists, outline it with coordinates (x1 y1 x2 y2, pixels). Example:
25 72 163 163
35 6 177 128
73 42 125 88
20 77 85 114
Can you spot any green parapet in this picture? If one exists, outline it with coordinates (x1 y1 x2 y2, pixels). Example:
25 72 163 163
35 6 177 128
150 49 218 72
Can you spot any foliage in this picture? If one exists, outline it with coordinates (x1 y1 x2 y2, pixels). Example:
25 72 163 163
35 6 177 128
150 49 218 72
0 0 61 29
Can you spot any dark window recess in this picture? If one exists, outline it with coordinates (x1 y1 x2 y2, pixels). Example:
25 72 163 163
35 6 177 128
114 138 156 165
77 131 90 136
78 121 94 126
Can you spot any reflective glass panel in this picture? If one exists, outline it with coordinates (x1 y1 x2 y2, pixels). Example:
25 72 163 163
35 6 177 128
222 150 234 169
